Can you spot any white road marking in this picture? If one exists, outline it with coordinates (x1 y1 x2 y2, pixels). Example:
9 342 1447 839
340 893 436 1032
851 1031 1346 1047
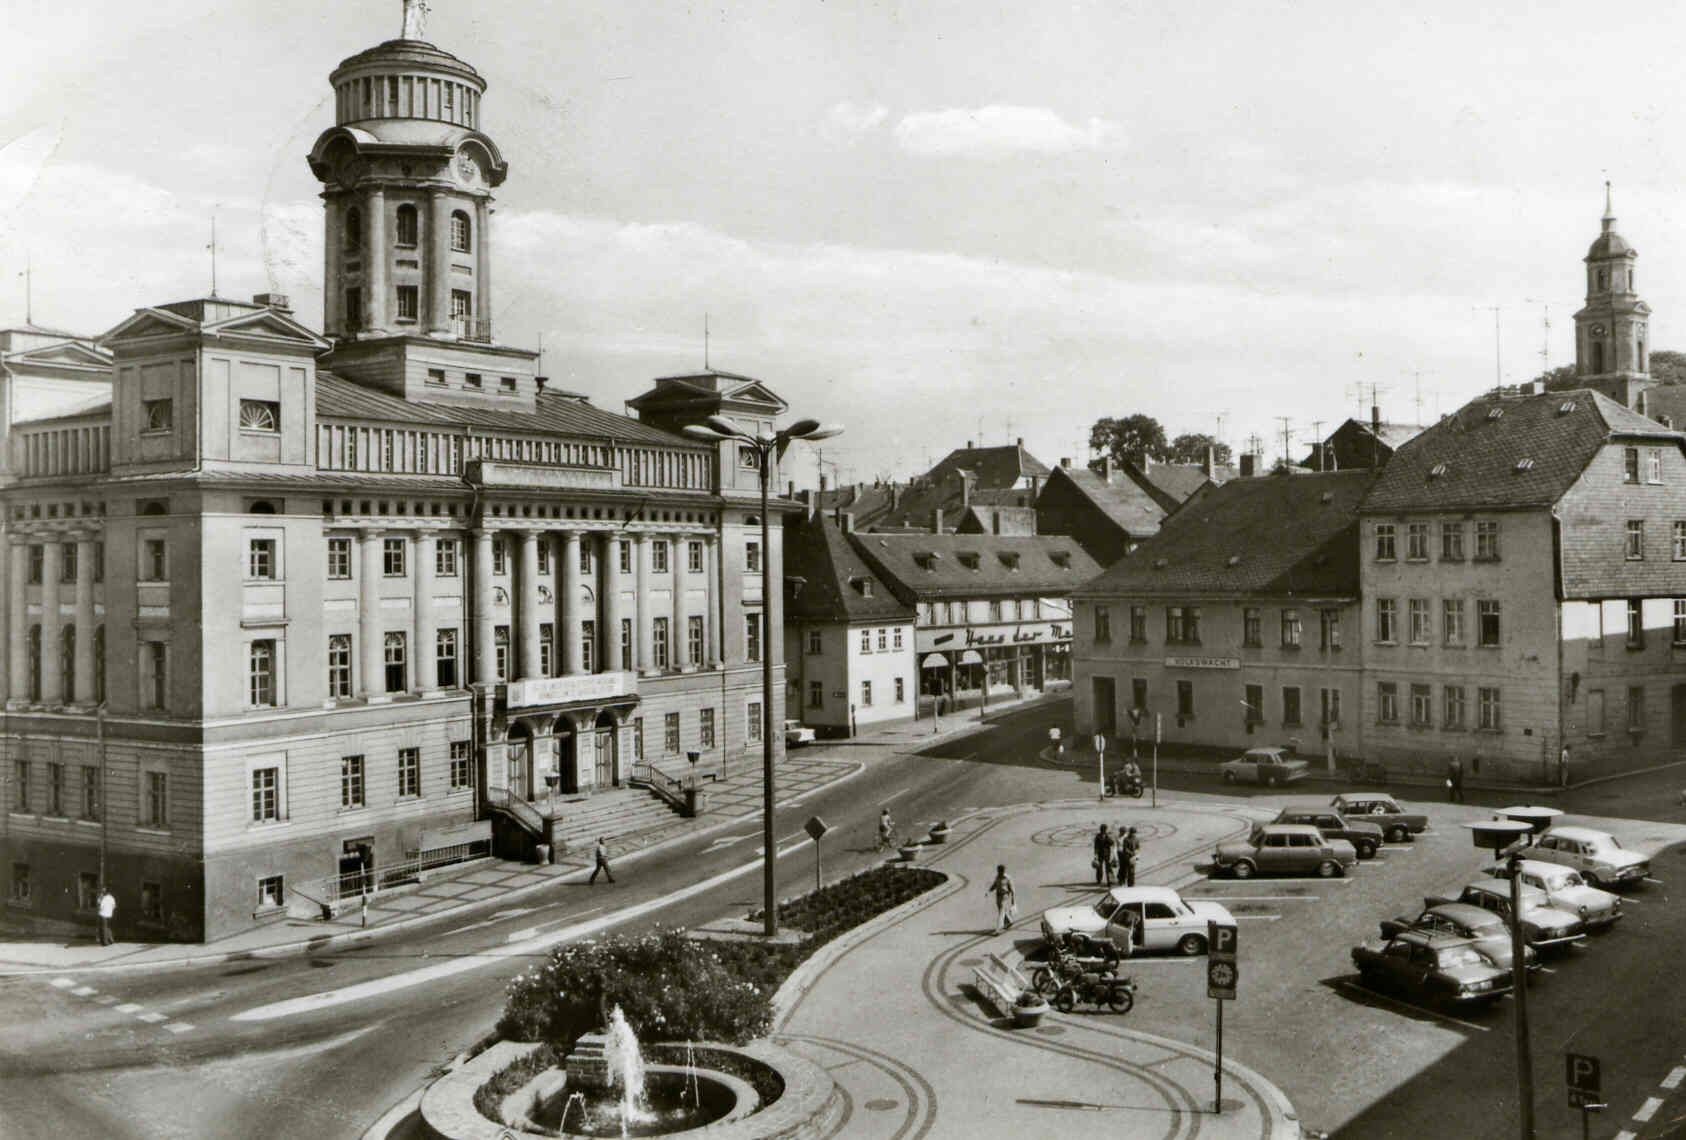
1660 1066 1686 1090
70 986 96 997
775 798 804 809
1634 1097 1664 1123
115 1003 142 1014
49 977 74 989
232 836 817 1022
703 834 753 853
1644 876 1666 885
881 788 909 803
1334 979 1491 1033
1614 1130 1637 1140
1186 894 1319 902
505 909 598 943
1233 914 1281 922
163 1022 193 1034
136 1012 166 1023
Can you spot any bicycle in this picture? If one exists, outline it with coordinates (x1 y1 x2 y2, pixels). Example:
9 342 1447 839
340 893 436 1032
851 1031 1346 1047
874 822 895 852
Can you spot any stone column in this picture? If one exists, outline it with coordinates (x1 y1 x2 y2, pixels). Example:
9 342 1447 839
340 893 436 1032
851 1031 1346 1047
473 530 496 684
561 530 583 674
475 197 491 340
364 186 388 334
324 196 344 336
72 534 95 705
358 530 385 700
633 534 650 673
601 533 623 671
8 539 28 706
427 189 452 336
517 531 540 680
413 531 438 693
703 535 718 667
673 534 690 671
39 540 62 705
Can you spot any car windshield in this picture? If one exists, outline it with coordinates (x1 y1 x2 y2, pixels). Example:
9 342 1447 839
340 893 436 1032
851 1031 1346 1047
1095 896 1121 919
1437 946 1485 968
1545 870 1583 889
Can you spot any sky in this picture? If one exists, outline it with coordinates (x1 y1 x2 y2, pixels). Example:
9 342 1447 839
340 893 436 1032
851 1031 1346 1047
6 0 1686 487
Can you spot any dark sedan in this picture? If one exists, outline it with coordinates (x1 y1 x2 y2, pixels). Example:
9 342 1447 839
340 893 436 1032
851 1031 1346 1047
1351 930 1514 1004
1379 902 1539 973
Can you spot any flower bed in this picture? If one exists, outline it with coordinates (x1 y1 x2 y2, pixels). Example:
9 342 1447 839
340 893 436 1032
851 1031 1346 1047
756 865 945 945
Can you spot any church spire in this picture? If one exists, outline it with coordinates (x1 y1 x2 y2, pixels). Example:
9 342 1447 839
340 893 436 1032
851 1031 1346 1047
1574 185 1651 409
1602 180 1615 230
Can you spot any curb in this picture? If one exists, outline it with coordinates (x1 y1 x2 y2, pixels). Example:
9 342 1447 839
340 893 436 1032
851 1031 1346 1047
0 758 869 977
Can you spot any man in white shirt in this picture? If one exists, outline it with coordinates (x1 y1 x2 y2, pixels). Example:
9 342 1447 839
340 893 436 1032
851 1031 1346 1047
97 887 116 946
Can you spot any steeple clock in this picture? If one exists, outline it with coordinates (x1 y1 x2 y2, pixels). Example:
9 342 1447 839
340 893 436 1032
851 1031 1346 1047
1573 184 1652 410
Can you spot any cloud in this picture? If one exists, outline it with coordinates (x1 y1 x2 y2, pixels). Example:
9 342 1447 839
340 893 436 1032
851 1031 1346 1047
893 105 1121 158
827 101 888 137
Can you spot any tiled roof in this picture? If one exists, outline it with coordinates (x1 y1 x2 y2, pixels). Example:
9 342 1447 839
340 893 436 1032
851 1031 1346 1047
1139 461 1233 503
315 372 701 447
1361 389 1679 514
847 532 1101 603
924 442 1050 490
957 505 1038 535
784 513 914 623
1073 469 1377 599
1051 466 1165 535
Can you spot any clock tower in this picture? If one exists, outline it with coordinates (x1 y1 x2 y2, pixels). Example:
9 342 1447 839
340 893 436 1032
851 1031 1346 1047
1573 183 1653 411
306 2 538 407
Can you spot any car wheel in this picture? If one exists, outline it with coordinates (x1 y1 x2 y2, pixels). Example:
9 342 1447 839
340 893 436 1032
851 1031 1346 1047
1386 826 1408 844
1177 933 1206 957
1107 984 1135 1014
1317 860 1340 878
1358 841 1378 860
1265 773 1280 788
1223 771 1237 784
1232 860 1255 879
1052 985 1076 1013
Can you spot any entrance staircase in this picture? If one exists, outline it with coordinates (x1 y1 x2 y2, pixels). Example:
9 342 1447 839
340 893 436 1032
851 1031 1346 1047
548 786 688 855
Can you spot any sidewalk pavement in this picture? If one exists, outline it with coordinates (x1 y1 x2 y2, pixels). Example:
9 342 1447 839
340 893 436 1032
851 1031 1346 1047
0 689 1068 976
771 797 1304 1139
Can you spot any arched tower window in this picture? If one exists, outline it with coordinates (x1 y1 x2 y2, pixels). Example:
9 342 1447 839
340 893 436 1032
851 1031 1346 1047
1597 268 1609 291
451 211 471 253
344 207 363 253
396 204 418 246
61 626 75 704
1638 337 1647 371
1592 340 1606 373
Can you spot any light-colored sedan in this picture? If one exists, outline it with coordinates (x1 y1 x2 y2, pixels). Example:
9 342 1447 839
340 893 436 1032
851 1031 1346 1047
1436 879 1585 949
1219 747 1310 787
1329 793 1430 843
1212 823 1357 878
783 719 817 748
1513 826 1650 888
1040 886 1236 956
1482 859 1622 930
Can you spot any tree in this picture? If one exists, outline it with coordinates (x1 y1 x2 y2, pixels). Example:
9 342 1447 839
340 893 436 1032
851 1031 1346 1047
1089 414 1167 472
1167 433 1233 466
1650 350 1686 385
1536 364 1579 392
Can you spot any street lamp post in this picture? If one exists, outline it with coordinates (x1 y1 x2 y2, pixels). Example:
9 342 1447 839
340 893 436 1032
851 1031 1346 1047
684 414 842 937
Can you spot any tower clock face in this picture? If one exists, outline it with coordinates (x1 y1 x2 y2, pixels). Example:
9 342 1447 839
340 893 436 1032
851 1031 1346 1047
1592 324 1606 336
454 150 480 186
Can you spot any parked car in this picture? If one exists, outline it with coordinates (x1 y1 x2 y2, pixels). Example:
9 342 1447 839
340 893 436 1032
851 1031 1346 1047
1351 929 1514 1003
1379 901 1539 973
1508 826 1650 888
1270 805 1385 859
1039 886 1236 956
783 720 817 748
1329 793 1429 843
1480 859 1622 930
1219 747 1310 787
1212 823 1357 878
1430 879 1585 949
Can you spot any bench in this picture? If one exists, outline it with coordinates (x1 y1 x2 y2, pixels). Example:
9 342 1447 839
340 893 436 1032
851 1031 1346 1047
972 952 1033 1016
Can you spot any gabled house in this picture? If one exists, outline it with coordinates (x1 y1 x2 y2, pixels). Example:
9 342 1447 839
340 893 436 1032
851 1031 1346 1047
1033 460 1166 567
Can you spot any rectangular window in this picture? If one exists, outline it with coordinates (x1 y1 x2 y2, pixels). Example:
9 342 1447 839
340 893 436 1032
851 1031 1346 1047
1243 683 1263 724
808 680 823 708
1476 520 1500 560
81 765 99 821
1376 598 1397 643
1320 609 1342 650
396 285 419 321
1625 446 1641 483
1649 449 1664 484
1675 522 1686 561
664 712 680 754
252 767 279 822
877 627 888 651
619 619 632 671
1176 680 1194 718
1406 522 1430 560
1441 521 1465 561
1243 607 1261 648
397 747 420 798
1627 599 1645 648
93 542 104 582
538 622 554 676
746 541 761 572
144 641 167 709
11 864 30 905
687 615 703 666
60 543 77 584
807 629 822 655
46 762 61 816
1408 598 1430 645
449 740 472 790
652 540 669 573
249 639 276 706
345 288 362 331
1627 520 1646 560
581 620 596 673
145 770 168 828
653 617 669 669
436 538 458 577
1444 685 1466 729
1166 606 1184 644
495 626 510 680
1377 681 1399 723
1410 683 1432 726
340 755 365 809
384 632 407 692
1443 598 1465 645
26 545 41 585
140 881 162 924
1280 609 1302 649
257 875 284 910
11 760 25 812
746 613 762 662
1094 605 1112 645
1478 686 1502 731
895 677 906 703
1132 678 1148 711
1675 600 1686 646
1129 606 1147 642
142 398 172 432
633 717 644 759
327 537 352 579
492 537 507 575
861 680 873 707
700 708 716 749
1321 687 1342 728
748 701 763 743
426 368 446 387
988 600 1003 623
1280 687 1302 726
1374 523 1396 560
436 628 458 688
893 627 904 650
383 537 406 577
536 542 550 575
687 540 704 573
143 539 167 581
579 541 592 575
619 541 631 574
1477 600 1501 647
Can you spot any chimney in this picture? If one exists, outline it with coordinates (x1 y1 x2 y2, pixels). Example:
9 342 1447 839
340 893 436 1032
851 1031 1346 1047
819 473 829 493
840 511 855 533
1371 404 1382 434
961 470 972 509
1030 475 1041 499
966 440 975 450
1102 457 1113 483
534 376 547 395
252 292 291 312
1017 436 1024 447
1201 445 1214 476
934 507 945 533
1060 457 1072 469
1240 453 1257 477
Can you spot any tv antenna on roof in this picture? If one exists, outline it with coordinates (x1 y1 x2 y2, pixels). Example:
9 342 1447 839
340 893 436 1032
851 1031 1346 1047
703 313 709 369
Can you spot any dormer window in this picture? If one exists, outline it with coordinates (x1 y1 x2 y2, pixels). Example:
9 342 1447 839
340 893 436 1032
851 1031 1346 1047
1429 462 1448 478
1049 551 1071 569
1486 407 1504 421
1513 457 1534 472
239 400 279 432
1559 400 1577 415
997 552 1020 570
913 552 937 570
958 552 981 570
851 577 874 597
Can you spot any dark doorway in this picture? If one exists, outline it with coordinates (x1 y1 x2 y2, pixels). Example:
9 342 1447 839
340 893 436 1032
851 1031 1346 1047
594 712 619 787
339 837 373 897
1093 676 1117 736
507 724 532 801
1672 685 1686 746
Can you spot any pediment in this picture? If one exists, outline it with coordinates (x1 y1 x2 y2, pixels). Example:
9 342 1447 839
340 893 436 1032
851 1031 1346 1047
720 380 787 413
101 308 199 344
8 341 111 369
204 309 330 349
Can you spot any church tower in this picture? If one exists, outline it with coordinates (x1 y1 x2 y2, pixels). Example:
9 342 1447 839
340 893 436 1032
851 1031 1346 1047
307 0 538 407
1573 184 1653 411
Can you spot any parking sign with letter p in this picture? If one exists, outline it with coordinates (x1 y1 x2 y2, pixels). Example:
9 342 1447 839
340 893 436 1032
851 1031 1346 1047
1209 921 1238 962
1566 1053 1601 1109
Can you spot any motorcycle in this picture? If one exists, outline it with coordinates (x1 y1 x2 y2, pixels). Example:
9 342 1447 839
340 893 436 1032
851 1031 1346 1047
1109 771 1145 798
1052 967 1137 1014
1033 932 1122 995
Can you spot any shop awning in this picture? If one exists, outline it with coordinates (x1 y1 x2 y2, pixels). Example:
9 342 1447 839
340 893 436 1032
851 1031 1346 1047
959 649 985 665
920 652 949 669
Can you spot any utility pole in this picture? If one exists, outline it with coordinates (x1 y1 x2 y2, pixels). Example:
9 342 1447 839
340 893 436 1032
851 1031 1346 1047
207 215 219 298
1308 420 1325 470
1275 417 1293 470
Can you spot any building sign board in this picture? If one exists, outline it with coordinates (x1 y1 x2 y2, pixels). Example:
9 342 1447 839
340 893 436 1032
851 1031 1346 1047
917 622 1072 653
506 670 637 709
1165 656 1241 670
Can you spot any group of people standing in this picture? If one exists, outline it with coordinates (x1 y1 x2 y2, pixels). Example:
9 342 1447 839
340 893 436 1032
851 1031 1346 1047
1092 823 1141 887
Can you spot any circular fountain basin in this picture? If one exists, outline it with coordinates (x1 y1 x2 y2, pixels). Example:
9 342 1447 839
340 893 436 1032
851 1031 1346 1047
536 1064 758 1138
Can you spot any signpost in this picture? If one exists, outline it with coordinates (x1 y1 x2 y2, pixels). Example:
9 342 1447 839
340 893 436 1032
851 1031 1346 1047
1208 921 1238 1113
1094 733 1107 801
1566 1053 1604 1140
1153 714 1161 809
804 815 830 892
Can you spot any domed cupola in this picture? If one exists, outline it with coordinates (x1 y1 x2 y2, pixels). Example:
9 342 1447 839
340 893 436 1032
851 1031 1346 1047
1574 183 1652 409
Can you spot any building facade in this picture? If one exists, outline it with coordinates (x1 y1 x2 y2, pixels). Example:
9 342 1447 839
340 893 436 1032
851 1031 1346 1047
0 19 792 941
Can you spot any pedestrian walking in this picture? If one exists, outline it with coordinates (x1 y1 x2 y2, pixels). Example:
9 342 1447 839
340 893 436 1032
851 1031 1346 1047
1120 826 1140 887
1093 824 1115 885
986 864 1017 933
96 886 116 946
589 836 615 884
1446 757 1464 804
